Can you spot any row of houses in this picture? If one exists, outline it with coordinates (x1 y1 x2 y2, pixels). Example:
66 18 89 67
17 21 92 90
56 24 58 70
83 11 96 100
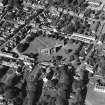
87 0 105 11
87 0 102 7
84 62 94 73
0 51 34 68
70 33 96 44
94 83 105 93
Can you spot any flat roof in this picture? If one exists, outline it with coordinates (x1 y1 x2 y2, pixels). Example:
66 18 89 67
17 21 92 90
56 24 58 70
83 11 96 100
72 33 95 41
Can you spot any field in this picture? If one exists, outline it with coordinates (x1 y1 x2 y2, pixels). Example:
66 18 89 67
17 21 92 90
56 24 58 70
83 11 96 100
86 83 105 105
23 36 79 61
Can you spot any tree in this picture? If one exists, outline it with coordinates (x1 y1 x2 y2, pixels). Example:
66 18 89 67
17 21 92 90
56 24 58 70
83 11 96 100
2 0 8 6
0 66 9 79
10 75 22 86
4 86 21 99
48 97 56 105
74 90 83 105
77 0 85 6
80 70 89 85
81 86 87 104
14 97 23 105
7 0 23 10
17 42 30 53
69 55 75 62
0 82 6 94
63 23 75 34
56 56 63 61
26 35 35 43
100 33 105 43
64 0 73 6
72 79 83 92
84 9 91 17
55 96 67 105
98 56 105 68
15 36 21 44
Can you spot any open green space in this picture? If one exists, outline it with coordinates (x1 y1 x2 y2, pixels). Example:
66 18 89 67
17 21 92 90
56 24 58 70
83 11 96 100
23 36 79 61
86 84 105 105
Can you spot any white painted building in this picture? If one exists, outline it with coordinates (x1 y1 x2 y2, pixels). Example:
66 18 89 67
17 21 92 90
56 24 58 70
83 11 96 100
2 61 18 68
40 48 50 55
84 62 94 73
94 83 105 93
70 33 95 43
87 0 102 7
0 52 14 59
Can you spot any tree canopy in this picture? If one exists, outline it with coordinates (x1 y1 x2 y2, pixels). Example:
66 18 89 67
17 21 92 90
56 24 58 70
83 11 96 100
17 42 30 53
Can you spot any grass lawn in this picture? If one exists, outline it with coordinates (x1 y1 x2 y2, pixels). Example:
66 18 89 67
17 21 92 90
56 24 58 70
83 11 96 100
86 84 105 105
23 36 79 61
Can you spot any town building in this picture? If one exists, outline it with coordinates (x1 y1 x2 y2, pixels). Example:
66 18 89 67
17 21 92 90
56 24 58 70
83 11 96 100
87 0 102 7
84 62 94 73
87 0 103 11
70 33 95 43
94 83 105 93
0 52 15 59
39 43 64 55
39 48 50 55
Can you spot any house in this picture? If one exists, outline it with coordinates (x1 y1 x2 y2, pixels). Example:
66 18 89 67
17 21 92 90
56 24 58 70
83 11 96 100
79 13 84 18
2 61 18 68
